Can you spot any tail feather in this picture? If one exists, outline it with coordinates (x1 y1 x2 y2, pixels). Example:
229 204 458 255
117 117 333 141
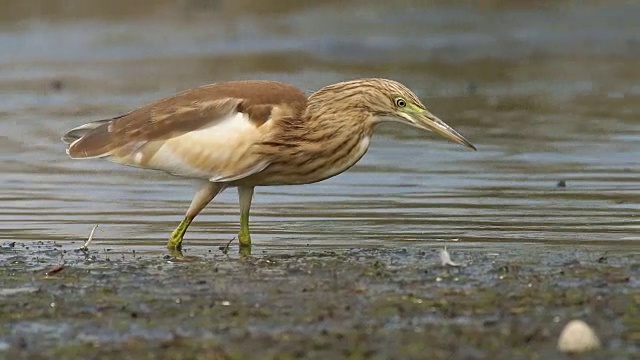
62 119 111 145
62 119 114 158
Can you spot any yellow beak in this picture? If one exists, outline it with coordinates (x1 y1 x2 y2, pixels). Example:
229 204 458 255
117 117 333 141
413 110 476 150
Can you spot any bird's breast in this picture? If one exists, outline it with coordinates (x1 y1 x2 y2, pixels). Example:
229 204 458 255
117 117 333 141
244 133 372 186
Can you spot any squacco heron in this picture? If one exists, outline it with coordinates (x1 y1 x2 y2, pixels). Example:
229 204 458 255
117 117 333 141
62 78 475 252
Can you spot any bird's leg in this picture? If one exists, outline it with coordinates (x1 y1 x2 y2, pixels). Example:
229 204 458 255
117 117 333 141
237 186 255 250
167 182 225 251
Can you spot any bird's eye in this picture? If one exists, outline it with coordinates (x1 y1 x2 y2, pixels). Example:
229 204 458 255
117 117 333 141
395 98 407 107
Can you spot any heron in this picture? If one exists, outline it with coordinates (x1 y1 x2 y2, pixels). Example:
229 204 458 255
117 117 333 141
62 78 475 252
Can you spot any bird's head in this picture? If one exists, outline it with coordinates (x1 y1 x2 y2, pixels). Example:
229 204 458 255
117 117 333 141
310 78 476 150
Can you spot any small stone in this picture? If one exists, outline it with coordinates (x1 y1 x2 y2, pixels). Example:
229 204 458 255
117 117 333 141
556 180 567 188
466 82 478 95
557 319 601 353
353 283 367 294
50 79 63 91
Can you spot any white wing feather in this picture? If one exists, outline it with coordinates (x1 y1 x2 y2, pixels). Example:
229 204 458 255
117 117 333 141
121 112 272 182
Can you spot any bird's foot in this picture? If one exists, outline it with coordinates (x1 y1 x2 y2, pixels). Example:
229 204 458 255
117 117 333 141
239 246 252 257
167 231 184 251
167 217 192 251
167 247 185 259
238 231 252 256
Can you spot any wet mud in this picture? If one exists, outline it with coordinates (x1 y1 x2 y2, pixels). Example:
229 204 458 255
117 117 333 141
1 241 638 359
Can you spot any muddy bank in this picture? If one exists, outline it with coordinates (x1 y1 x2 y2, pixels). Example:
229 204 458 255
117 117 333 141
0 241 637 359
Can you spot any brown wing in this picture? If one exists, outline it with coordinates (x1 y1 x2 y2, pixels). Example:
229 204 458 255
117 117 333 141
63 80 307 180
65 80 307 159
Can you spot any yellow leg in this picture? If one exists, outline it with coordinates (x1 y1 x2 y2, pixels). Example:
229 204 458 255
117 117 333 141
238 186 254 250
167 182 225 251
167 216 192 251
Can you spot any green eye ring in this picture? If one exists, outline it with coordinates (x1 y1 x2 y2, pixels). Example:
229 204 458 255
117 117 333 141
395 98 407 107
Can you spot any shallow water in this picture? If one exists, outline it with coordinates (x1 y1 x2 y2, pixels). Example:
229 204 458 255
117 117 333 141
1 1 639 251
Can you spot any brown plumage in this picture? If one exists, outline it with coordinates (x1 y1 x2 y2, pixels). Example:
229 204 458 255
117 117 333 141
63 78 475 252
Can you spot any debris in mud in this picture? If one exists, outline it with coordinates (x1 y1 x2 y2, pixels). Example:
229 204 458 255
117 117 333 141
440 246 461 267
557 319 601 353
79 225 98 252
220 237 236 254
466 81 478 95
49 79 64 92
44 264 65 276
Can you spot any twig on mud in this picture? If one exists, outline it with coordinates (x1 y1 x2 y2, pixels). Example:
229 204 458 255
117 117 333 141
221 237 236 254
79 225 98 252
440 246 461 267
44 263 65 276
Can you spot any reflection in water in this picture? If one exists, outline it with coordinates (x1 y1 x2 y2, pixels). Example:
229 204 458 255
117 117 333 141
0 1 639 251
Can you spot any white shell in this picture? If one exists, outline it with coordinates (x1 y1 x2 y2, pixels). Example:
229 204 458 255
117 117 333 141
557 319 601 353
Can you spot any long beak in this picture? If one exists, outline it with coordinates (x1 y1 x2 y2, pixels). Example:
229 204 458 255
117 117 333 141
413 110 476 150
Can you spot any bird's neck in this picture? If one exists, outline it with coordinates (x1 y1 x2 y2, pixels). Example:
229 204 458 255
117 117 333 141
254 104 375 185
302 95 375 138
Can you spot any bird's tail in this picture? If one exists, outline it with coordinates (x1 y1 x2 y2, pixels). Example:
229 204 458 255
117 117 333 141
62 119 112 158
62 119 110 145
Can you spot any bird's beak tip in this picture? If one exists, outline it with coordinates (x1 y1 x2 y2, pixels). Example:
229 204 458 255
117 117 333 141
416 111 476 151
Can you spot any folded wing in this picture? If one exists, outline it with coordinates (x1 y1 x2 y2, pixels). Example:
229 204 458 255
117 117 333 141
63 81 307 181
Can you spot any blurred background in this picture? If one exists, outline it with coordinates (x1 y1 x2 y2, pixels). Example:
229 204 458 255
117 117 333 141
1 0 639 250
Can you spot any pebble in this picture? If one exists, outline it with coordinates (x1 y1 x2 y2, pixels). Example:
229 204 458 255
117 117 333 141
557 319 601 353
50 79 64 91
